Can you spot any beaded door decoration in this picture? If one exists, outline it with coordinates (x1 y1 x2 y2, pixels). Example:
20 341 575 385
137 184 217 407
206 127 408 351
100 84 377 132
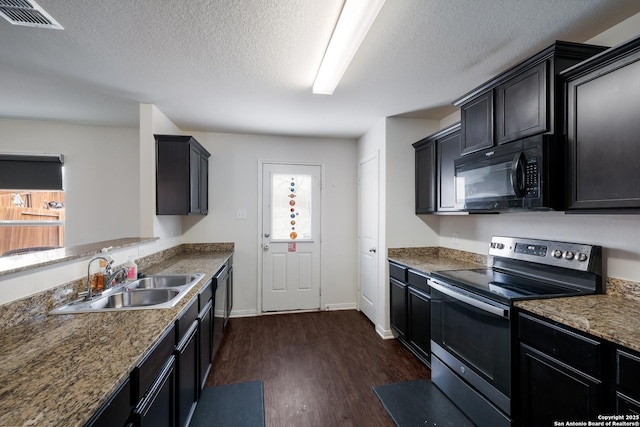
271 173 312 240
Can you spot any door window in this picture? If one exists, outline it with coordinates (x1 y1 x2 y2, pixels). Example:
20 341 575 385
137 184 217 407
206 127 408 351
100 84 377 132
271 173 312 241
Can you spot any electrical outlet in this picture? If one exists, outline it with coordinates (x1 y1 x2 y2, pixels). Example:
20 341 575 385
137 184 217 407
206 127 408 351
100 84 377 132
453 232 459 245
236 209 247 220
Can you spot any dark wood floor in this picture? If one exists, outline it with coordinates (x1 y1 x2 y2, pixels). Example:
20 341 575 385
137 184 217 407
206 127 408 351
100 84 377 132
206 310 431 427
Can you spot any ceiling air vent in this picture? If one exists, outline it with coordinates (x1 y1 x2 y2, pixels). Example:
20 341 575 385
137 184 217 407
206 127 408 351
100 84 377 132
0 0 63 29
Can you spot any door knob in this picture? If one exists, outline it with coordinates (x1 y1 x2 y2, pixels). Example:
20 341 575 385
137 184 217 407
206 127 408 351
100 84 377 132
369 248 377 253
263 244 269 251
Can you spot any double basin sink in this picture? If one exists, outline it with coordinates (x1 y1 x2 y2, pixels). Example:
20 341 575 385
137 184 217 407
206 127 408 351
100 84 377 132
50 273 205 314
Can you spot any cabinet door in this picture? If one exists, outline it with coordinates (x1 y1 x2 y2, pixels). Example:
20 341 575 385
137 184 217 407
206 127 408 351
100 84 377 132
156 140 189 215
389 278 407 337
519 343 604 426
133 356 176 427
408 287 430 364
414 140 436 213
495 62 548 144
176 322 198 427
566 47 640 210
86 378 131 427
189 145 201 214
199 154 208 214
437 129 461 211
460 91 493 155
198 301 213 393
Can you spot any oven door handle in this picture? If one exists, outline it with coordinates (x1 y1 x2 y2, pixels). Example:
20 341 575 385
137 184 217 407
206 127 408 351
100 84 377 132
429 279 509 318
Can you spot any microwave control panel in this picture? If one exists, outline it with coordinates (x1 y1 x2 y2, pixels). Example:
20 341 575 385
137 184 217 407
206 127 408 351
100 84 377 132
524 158 538 198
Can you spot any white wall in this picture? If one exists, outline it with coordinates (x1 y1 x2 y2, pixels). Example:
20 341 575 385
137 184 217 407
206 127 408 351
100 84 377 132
0 119 140 246
180 131 358 316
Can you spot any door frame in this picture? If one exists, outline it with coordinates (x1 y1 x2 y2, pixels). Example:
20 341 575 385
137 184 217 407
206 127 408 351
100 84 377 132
257 160 324 314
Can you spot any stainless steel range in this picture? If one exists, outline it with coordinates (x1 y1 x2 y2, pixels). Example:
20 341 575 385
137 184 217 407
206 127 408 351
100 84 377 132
429 236 603 427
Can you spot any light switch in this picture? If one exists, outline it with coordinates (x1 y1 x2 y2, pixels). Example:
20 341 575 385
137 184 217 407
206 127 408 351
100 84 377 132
236 209 247 220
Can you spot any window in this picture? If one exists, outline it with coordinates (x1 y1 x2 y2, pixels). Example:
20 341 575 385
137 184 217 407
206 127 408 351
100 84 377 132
0 154 65 256
271 173 312 241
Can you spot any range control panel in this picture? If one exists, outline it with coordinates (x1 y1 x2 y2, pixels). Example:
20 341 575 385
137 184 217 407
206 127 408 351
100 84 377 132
488 236 601 273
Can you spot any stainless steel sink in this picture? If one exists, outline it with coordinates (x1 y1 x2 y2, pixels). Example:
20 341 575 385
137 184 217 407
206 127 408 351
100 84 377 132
49 273 205 314
125 275 201 290
90 289 180 309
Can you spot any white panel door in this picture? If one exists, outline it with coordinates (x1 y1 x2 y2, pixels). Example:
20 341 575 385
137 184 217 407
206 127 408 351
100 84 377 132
358 153 379 323
262 163 321 312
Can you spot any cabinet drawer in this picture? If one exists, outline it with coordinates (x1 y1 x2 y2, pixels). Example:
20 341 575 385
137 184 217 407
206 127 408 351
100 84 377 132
617 392 640 415
132 324 176 403
176 298 199 343
389 262 407 282
198 279 213 312
407 269 430 294
518 313 602 378
618 349 640 400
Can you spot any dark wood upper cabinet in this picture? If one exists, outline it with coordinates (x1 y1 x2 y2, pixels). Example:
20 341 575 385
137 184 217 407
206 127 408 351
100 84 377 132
454 41 607 156
563 36 640 211
495 61 547 145
413 123 462 214
413 137 436 214
459 91 493 155
155 135 211 215
436 124 462 212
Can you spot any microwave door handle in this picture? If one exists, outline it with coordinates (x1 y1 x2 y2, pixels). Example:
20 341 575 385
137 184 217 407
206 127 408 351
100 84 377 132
429 280 509 318
510 153 525 197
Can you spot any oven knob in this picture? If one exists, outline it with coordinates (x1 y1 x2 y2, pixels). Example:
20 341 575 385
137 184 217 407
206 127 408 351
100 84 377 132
496 243 504 250
578 253 588 262
563 251 575 260
553 250 563 258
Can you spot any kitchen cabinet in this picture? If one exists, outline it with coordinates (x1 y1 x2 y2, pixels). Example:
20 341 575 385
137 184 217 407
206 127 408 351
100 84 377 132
389 262 431 366
213 257 233 358
131 324 177 427
518 312 607 426
454 41 607 155
85 378 131 427
155 134 211 215
413 137 436 214
132 356 176 427
174 298 199 427
413 123 463 214
436 124 462 212
459 91 493 155
198 280 214 394
563 36 640 211
616 348 640 414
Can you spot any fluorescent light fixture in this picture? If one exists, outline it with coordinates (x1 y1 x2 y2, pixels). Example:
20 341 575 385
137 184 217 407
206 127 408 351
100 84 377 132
312 0 386 95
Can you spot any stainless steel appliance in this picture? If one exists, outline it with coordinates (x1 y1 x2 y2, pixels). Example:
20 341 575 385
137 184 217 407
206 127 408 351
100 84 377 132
454 135 563 211
429 236 603 427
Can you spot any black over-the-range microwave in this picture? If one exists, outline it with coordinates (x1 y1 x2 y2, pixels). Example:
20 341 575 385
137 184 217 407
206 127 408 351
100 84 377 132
454 135 563 211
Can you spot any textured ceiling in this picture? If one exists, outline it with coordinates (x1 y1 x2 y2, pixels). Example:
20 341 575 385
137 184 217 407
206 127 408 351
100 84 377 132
1 0 639 138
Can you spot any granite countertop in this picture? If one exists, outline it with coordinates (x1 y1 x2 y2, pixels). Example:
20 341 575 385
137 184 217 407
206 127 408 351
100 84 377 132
388 245 640 354
388 246 487 274
0 248 232 427
516 285 640 353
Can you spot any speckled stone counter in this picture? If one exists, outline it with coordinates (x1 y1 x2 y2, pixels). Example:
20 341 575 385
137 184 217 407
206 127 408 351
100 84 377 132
388 246 487 273
516 277 640 353
0 243 233 427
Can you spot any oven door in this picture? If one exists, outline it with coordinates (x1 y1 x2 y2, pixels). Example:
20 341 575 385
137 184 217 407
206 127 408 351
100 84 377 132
430 278 512 413
455 143 538 210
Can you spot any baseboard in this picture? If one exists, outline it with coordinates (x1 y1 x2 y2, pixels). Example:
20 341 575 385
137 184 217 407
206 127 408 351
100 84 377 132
323 303 357 311
229 309 258 318
376 325 395 340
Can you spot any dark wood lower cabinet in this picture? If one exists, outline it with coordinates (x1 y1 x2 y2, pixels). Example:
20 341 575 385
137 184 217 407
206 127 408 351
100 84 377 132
176 321 199 427
133 356 176 427
519 343 604 426
389 277 407 338
198 300 213 393
85 378 131 427
407 287 430 364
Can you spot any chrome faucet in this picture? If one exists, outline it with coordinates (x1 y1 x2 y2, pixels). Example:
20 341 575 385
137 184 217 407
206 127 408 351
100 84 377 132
84 255 114 301
104 267 128 290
